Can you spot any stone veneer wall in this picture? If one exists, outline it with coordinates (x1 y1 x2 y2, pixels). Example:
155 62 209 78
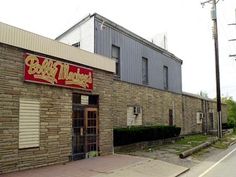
112 80 227 136
182 95 205 134
0 43 228 174
112 80 183 129
182 94 227 135
0 43 113 173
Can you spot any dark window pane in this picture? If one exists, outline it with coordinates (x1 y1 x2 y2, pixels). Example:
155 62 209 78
142 57 148 84
112 45 120 76
163 66 168 90
73 93 81 104
89 95 98 105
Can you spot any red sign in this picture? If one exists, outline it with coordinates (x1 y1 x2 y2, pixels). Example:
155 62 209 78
24 53 93 91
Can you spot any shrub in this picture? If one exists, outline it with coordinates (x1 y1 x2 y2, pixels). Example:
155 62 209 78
222 122 235 129
113 125 181 146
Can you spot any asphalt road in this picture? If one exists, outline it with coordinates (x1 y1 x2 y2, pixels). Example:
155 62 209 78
180 143 236 177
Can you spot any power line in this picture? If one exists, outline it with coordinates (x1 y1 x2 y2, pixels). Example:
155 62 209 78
228 9 236 59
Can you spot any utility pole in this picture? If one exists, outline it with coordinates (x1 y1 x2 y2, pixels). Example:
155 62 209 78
201 0 222 138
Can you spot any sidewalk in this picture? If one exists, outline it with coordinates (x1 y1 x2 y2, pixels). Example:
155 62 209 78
1 154 188 177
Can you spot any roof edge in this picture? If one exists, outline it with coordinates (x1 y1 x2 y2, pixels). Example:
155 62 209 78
0 21 116 73
182 92 214 102
93 13 183 64
55 13 92 40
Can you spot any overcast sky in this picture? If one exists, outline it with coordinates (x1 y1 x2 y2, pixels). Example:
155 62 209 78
1 0 236 99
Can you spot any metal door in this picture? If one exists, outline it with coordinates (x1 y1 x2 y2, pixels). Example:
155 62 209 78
85 108 99 156
72 107 98 160
72 106 85 160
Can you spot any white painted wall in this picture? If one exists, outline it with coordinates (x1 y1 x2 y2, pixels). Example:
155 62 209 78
127 106 142 126
58 16 94 53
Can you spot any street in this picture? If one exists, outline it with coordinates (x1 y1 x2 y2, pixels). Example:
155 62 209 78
180 143 236 177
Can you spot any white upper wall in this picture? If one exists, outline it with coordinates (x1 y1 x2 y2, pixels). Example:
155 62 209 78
0 21 115 73
58 16 94 53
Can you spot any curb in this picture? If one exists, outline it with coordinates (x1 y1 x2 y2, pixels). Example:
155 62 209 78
175 168 190 177
229 140 236 146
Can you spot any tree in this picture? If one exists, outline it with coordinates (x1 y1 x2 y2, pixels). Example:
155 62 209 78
222 97 236 127
199 91 209 98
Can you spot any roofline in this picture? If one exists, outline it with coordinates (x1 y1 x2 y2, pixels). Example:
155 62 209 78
92 13 183 64
55 14 92 40
56 12 183 64
182 92 227 105
0 21 115 73
182 92 214 102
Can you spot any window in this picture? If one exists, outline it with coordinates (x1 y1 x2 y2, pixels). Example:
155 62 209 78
196 112 203 124
72 42 80 48
111 45 120 76
142 57 148 85
163 66 168 90
19 98 40 149
127 106 142 126
169 109 173 126
209 110 214 129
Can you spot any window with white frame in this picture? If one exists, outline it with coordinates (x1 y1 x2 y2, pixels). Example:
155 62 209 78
112 45 120 76
127 106 142 126
196 112 203 124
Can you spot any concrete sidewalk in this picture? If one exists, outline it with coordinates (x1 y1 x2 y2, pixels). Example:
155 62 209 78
1 154 188 177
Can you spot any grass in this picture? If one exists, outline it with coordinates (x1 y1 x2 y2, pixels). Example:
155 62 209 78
212 130 236 149
144 134 211 154
176 134 209 147
116 134 213 156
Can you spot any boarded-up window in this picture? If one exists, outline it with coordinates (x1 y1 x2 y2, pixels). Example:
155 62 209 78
127 106 142 126
19 98 40 149
196 112 203 124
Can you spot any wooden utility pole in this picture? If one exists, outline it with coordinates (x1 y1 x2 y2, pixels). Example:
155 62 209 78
201 0 222 138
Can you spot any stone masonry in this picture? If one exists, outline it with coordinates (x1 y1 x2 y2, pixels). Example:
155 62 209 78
182 94 227 135
0 43 228 174
112 80 227 135
112 80 183 129
0 43 114 174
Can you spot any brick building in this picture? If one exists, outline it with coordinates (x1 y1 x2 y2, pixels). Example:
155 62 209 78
0 18 227 174
0 22 115 173
56 13 227 133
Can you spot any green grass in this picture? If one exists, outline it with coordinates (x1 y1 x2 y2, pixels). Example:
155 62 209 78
145 134 211 155
116 134 212 156
212 132 236 149
176 135 208 147
212 141 228 149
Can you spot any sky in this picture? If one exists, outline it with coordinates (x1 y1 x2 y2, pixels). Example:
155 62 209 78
0 0 236 99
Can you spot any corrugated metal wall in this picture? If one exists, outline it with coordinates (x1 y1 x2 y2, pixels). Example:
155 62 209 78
94 20 182 94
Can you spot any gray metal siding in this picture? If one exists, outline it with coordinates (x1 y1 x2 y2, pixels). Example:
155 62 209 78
94 20 182 93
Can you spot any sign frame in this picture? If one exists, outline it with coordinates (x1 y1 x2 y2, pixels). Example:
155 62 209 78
23 53 93 91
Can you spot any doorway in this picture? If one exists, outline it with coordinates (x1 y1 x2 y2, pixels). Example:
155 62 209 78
72 93 99 160
169 109 173 126
209 112 214 130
